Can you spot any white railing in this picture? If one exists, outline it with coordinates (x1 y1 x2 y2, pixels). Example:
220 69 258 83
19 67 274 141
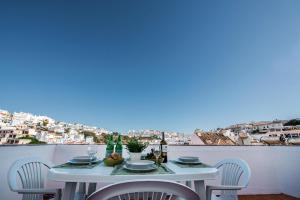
0 145 299 199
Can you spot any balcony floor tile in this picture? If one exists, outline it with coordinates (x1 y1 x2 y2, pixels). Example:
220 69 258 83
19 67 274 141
239 194 300 200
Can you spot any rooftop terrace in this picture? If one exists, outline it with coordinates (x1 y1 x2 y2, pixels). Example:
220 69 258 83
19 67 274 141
0 145 299 199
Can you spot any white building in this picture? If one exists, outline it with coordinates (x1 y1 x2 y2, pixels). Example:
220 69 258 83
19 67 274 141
85 136 94 144
252 121 284 133
0 127 18 144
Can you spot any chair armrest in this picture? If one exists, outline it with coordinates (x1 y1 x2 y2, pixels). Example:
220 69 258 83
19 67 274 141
206 185 245 191
16 188 61 195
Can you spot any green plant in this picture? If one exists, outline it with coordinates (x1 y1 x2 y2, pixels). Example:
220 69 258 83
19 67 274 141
126 138 148 153
284 119 300 126
81 131 100 143
42 119 49 127
18 136 46 144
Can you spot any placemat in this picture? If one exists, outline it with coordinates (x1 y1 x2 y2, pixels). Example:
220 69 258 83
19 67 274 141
170 160 210 168
111 164 174 175
53 161 102 169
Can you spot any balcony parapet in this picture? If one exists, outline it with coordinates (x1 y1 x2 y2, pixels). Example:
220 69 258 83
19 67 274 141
0 145 299 199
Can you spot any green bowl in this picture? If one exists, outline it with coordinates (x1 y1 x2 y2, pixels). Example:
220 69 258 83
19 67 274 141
103 158 124 166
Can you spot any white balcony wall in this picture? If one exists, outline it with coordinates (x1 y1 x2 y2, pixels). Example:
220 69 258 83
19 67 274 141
0 145 299 200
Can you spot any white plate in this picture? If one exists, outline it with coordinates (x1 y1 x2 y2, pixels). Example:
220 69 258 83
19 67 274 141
178 156 199 162
72 156 95 162
126 160 154 168
174 158 202 165
126 160 155 169
68 158 101 165
123 164 157 172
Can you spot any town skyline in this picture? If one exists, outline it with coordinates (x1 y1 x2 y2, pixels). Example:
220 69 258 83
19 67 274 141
1 107 298 134
1 107 300 146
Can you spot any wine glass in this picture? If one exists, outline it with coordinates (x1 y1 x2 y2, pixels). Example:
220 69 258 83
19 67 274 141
153 148 161 166
87 145 97 165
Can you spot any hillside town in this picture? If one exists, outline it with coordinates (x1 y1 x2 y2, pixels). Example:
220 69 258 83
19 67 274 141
192 120 300 145
1 109 299 145
0 109 111 144
0 109 189 145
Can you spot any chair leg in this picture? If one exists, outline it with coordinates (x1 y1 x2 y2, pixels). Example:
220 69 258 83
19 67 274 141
52 189 62 200
87 183 97 196
195 180 206 200
62 182 77 200
206 191 211 200
185 181 192 188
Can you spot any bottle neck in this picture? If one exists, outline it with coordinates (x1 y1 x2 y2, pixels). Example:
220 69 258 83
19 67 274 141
161 132 165 141
117 136 122 144
108 135 114 145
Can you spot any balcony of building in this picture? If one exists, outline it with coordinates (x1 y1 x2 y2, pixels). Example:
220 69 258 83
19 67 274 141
0 145 299 200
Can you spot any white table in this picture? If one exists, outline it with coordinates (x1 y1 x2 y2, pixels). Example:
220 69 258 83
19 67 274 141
48 161 218 200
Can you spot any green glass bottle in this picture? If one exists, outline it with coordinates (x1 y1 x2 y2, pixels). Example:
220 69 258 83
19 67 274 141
115 134 123 157
105 135 114 158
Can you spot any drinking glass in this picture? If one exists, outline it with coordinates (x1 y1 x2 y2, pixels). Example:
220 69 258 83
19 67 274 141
87 145 97 165
153 148 161 166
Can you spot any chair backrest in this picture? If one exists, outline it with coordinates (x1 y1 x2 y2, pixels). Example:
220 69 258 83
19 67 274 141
215 158 251 187
87 179 200 200
8 157 52 192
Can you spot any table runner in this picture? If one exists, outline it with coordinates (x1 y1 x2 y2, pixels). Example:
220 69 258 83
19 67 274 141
111 164 174 175
170 160 210 168
53 161 102 169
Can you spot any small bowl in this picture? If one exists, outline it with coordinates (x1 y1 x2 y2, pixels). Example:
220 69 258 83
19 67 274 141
126 160 155 170
103 158 124 166
178 156 199 162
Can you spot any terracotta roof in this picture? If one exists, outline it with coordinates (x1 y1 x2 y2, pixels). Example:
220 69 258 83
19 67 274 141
197 132 235 145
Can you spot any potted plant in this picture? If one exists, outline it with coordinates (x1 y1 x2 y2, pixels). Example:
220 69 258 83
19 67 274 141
126 138 148 161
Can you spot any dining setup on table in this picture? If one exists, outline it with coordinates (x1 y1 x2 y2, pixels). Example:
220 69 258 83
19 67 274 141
47 133 222 200
8 132 251 200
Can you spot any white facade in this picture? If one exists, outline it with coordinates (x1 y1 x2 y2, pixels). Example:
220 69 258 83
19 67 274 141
85 136 94 144
222 129 237 141
0 127 18 144
253 121 283 132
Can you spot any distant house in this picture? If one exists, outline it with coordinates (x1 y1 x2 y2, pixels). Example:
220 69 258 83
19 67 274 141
252 121 284 133
85 136 94 144
194 129 236 145
0 127 19 144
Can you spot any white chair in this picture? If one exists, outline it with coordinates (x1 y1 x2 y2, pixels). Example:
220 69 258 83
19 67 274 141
8 157 62 200
206 159 251 200
87 179 201 200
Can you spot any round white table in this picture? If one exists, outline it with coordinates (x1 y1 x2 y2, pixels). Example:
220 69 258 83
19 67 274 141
48 161 218 200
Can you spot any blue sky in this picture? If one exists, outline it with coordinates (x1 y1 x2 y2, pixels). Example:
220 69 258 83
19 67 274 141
1 0 300 133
